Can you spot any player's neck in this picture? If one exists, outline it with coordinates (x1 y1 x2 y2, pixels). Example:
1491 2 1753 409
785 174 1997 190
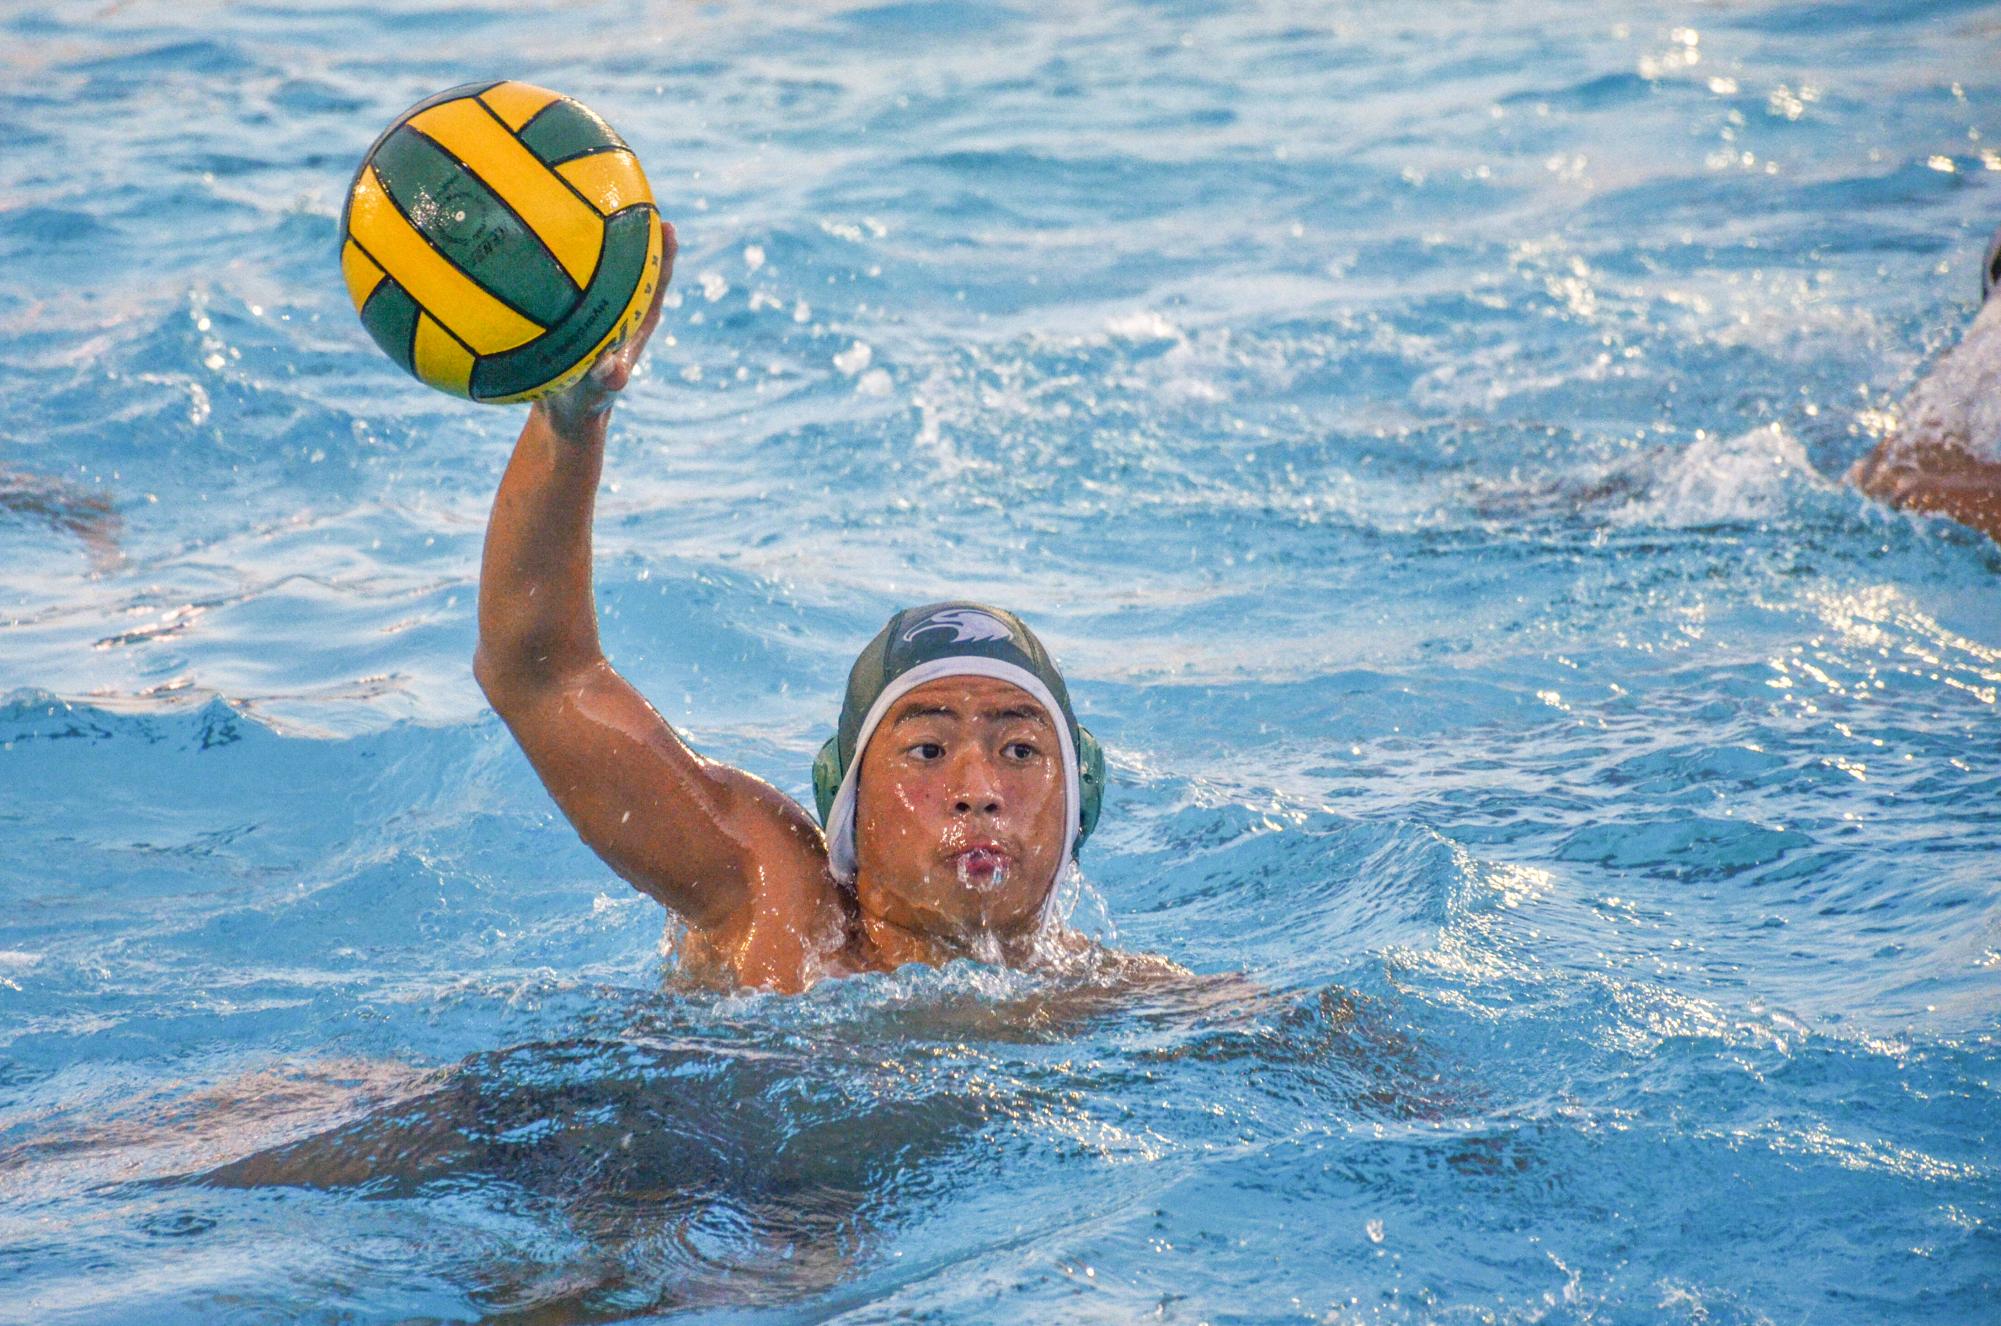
857 908 1043 972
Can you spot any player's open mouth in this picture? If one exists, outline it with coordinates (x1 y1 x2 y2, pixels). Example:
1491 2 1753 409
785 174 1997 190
952 845 1011 888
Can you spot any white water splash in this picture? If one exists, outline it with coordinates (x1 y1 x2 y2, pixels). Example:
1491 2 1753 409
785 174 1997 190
1614 423 1827 527
1103 309 1182 342
832 341 873 376
956 853 1008 895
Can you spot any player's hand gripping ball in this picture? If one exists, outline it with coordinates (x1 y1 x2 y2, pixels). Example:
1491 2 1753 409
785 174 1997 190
338 81 665 403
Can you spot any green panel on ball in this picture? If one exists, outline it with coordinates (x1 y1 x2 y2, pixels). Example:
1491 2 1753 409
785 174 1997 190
517 98 627 166
470 206 655 401
339 82 498 242
370 124 580 328
359 278 421 374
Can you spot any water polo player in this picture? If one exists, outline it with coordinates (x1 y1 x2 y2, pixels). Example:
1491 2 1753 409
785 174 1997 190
1846 224 2001 544
474 226 1103 991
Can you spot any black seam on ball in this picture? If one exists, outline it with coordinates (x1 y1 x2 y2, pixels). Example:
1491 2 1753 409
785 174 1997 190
543 143 627 168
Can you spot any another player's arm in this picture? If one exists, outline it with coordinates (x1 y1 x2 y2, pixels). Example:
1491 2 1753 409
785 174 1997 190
473 230 831 935
1845 280 2001 545
1848 436 2001 544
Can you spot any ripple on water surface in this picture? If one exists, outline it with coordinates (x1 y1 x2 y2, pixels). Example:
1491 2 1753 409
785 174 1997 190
3 0 2001 1322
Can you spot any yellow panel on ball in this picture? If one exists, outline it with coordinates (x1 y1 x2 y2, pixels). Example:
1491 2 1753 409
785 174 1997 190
412 314 476 397
556 151 655 217
339 240 385 310
477 80 563 132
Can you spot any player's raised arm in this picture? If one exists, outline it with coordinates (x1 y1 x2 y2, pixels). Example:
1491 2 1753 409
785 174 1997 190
473 225 834 939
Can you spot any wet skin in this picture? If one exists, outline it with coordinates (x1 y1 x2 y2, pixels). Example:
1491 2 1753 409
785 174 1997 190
474 225 1072 991
1847 438 2001 544
1845 287 2001 545
851 675 1070 958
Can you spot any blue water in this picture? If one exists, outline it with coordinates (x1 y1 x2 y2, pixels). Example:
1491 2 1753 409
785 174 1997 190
3 1 1999 1321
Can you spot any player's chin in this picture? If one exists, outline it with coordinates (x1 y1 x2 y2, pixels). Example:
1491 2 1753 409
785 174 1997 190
919 864 1031 927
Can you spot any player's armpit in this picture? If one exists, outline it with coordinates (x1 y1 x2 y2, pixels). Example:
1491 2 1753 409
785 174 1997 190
478 656 830 936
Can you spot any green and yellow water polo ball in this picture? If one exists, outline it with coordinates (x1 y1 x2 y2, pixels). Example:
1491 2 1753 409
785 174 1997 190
339 81 664 403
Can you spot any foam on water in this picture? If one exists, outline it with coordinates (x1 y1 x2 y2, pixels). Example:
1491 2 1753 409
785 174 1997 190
1611 423 1827 526
3 0 2000 1322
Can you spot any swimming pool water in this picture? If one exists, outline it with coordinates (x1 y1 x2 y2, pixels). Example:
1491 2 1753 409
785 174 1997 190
2 1 1998 1322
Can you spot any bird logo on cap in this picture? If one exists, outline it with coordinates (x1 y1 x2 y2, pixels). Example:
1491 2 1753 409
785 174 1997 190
901 607 1013 645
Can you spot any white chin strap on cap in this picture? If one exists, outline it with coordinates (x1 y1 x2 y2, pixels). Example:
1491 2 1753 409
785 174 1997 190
825 656 1080 920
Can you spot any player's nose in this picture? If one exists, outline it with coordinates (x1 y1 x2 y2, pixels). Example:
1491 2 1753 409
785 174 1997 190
948 750 1004 817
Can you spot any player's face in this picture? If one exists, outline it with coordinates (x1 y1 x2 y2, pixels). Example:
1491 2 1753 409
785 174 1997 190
852 676 1068 943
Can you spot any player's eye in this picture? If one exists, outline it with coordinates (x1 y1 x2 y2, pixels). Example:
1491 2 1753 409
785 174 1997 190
909 742 945 761
1003 741 1038 761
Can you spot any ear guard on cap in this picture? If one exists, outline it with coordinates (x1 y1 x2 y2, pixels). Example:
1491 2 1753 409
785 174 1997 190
812 736 843 827
812 725 1105 856
1074 724 1105 848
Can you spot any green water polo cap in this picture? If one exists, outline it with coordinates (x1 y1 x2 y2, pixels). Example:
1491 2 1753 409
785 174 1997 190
813 601 1105 883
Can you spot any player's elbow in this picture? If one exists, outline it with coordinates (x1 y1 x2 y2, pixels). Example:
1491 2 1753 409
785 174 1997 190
472 643 513 714
474 639 604 717
473 641 544 718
